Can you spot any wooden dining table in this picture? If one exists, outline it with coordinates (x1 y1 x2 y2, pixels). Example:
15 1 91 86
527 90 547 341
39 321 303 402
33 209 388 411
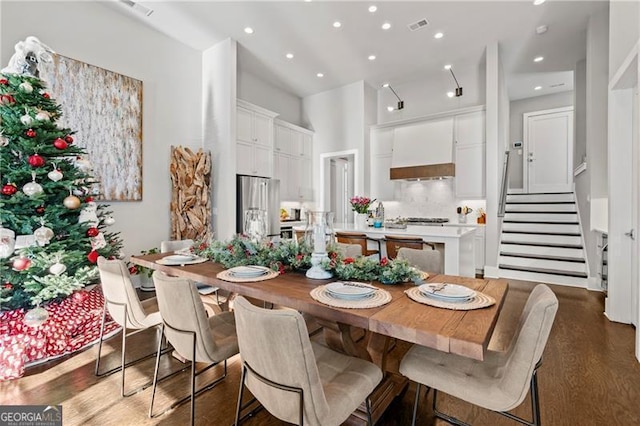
130 253 508 425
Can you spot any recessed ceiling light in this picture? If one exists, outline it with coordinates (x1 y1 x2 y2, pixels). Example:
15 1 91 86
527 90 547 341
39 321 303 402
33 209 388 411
304 0 312 2
368 55 376 61
381 22 391 30
434 32 444 39
447 91 455 98
536 25 548 34
333 21 342 28
534 56 544 62
444 64 452 70
369 5 377 13
286 53 294 59
534 86 542 91
244 27 254 34
533 0 546 5
387 106 394 112
317 73 324 78
382 83 390 88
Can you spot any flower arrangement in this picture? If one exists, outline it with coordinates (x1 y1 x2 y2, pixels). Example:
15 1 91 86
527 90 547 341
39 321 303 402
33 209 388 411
128 247 159 278
350 196 375 214
322 255 420 284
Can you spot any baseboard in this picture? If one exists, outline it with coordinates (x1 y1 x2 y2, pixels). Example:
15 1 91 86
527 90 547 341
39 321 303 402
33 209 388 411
586 276 602 292
483 266 500 278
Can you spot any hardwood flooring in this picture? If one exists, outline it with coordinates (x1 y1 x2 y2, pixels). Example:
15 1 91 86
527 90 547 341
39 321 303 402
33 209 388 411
2 280 640 425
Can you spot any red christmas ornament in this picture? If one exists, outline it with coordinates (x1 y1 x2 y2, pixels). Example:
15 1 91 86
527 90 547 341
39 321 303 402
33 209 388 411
35 206 45 215
3 283 12 290
25 129 36 138
65 135 74 144
72 290 89 304
87 250 99 264
2 183 17 196
28 154 45 167
0 79 8 85
42 92 50 99
12 257 31 271
53 138 68 150
85 196 94 203
0 94 15 104
86 227 99 237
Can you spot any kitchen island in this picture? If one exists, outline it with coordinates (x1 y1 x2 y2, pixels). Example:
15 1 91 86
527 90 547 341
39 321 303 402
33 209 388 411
296 223 477 277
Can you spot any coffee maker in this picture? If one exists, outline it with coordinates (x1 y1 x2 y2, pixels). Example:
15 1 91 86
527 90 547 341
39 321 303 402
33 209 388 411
290 208 301 221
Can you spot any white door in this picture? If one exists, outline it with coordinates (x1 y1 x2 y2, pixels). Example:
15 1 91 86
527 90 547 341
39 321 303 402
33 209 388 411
524 108 573 193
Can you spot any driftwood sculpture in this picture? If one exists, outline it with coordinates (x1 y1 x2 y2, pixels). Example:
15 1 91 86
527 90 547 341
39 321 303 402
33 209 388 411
169 146 211 242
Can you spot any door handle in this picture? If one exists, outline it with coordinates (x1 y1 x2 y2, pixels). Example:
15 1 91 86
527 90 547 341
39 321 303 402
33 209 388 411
528 158 534 162
625 229 635 240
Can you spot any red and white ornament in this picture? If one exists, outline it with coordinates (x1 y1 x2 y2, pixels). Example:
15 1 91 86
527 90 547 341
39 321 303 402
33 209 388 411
28 154 45 167
53 138 68 150
0 94 15 105
18 82 33 93
12 256 31 271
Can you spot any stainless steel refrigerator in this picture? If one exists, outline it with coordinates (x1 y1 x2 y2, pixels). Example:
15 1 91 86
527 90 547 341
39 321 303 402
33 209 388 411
236 175 281 237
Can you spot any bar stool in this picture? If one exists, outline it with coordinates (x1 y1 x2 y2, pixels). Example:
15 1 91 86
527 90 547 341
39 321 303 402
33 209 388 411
335 232 381 260
384 235 436 260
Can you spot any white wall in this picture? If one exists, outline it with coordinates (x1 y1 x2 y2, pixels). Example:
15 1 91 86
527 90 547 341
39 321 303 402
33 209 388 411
237 69 302 126
609 0 640 78
1 1 202 256
363 82 377 195
203 39 237 240
377 64 486 124
508 92 574 189
303 81 367 208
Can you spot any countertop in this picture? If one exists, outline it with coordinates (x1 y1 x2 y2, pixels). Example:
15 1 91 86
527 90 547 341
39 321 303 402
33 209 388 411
294 222 476 239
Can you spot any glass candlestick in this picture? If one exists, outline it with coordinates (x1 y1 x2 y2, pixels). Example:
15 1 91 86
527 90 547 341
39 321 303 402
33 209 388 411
305 211 334 279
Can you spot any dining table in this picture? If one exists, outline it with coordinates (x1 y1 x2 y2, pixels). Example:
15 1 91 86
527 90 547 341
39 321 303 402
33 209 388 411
130 253 508 425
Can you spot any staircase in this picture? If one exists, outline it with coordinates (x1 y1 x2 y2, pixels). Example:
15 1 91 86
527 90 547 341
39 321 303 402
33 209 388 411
498 192 588 287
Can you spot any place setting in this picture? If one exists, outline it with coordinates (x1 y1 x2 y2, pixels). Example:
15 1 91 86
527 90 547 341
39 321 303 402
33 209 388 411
310 281 392 309
405 282 496 310
216 265 280 282
155 253 208 266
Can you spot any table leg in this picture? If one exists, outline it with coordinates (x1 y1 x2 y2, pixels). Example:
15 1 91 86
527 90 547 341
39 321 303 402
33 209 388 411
317 320 371 361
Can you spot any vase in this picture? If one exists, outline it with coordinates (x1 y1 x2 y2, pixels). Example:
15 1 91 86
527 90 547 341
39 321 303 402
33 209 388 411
305 211 334 280
355 213 368 229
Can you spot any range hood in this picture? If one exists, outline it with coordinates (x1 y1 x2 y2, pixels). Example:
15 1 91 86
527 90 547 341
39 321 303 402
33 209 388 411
389 117 456 180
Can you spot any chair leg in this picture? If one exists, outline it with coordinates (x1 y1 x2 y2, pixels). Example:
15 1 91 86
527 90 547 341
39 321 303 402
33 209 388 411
432 389 470 426
149 324 164 418
530 368 541 426
366 395 374 426
234 365 248 426
190 332 197 426
411 383 421 426
94 301 110 376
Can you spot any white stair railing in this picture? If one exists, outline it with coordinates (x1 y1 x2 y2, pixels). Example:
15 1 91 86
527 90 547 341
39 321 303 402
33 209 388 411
498 150 511 217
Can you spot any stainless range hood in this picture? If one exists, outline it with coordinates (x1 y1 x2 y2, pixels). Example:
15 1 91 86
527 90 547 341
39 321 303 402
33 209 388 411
389 117 456 180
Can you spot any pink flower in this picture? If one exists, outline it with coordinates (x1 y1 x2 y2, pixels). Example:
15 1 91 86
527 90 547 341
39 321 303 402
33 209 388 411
343 257 355 264
380 257 389 266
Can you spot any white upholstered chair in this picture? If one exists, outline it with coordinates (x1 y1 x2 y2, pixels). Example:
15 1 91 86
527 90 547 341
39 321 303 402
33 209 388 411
399 284 559 426
160 239 227 315
150 271 239 426
396 247 444 274
335 242 363 258
233 296 383 426
95 257 169 396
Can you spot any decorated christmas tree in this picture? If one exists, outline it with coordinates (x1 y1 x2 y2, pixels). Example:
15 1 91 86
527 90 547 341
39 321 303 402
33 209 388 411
0 37 122 311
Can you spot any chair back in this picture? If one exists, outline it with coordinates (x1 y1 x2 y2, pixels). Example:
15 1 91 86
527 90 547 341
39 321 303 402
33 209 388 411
97 257 150 329
160 239 194 253
384 235 425 259
152 271 225 363
233 296 329 425
501 284 558 409
397 247 443 274
335 242 363 258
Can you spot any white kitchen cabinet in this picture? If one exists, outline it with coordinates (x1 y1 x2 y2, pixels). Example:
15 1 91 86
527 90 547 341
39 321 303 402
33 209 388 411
273 118 314 201
236 100 278 177
455 111 485 146
455 143 486 198
274 123 292 153
392 117 454 167
370 128 395 200
474 227 485 273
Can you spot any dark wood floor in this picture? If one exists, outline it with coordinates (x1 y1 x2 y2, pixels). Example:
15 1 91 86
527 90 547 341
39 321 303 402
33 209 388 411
2 280 640 426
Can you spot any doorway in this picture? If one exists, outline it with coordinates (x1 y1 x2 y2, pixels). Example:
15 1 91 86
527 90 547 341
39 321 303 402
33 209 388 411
523 107 574 193
319 150 358 224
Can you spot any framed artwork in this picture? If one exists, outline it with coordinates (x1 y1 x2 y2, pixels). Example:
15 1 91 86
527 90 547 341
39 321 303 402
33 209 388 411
39 55 143 201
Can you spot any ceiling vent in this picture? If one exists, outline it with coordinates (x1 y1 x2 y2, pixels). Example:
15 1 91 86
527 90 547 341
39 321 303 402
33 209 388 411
119 0 154 17
408 19 429 31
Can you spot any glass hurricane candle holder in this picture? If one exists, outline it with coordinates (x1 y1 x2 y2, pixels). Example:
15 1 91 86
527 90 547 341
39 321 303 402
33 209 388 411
244 208 267 243
304 211 334 279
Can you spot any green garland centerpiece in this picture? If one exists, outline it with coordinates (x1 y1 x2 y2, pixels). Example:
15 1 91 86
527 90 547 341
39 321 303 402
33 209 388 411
190 234 421 284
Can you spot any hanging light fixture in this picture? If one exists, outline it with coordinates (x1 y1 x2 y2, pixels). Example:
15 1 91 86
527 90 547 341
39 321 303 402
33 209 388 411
382 83 404 110
444 65 463 97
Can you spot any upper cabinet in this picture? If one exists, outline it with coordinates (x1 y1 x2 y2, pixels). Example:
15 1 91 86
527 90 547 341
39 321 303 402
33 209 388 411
370 127 395 201
391 117 454 167
454 111 485 146
236 100 278 177
274 119 314 201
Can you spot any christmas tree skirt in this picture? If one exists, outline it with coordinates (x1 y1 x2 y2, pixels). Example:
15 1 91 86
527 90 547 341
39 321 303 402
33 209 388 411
0 286 120 380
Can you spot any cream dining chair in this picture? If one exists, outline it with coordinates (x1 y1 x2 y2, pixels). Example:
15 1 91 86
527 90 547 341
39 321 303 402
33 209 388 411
95 257 170 396
396 247 444 274
150 271 239 426
399 284 559 426
233 296 383 426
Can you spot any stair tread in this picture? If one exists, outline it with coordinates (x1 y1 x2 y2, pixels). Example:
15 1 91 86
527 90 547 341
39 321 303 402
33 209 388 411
498 264 588 278
500 252 585 263
505 201 575 205
500 241 583 249
503 221 579 224
502 230 581 236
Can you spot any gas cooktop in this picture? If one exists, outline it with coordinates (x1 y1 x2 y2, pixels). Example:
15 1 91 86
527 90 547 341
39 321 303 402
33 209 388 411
404 217 450 224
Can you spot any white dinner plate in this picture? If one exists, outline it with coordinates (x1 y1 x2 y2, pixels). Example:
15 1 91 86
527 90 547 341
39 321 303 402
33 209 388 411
326 282 376 299
156 256 208 266
228 265 270 277
419 283 476 300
